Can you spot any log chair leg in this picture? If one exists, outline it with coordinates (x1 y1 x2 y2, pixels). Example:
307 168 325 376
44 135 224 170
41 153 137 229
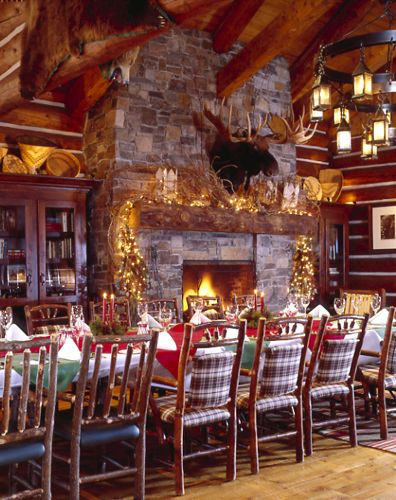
70 439 81 500
295 399 304 463
304 395 313 456
249 406 259 475
226 410 237 481
362 382 371 419
378 385 388 440
348 389 358 447
134 420 146 500
174 417 185 496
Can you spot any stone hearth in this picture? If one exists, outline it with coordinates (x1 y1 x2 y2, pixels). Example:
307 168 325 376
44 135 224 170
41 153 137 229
84 27 306 313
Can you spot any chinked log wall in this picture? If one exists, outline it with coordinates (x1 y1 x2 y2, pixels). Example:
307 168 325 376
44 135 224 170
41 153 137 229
0 5 86 172
331 135 396 307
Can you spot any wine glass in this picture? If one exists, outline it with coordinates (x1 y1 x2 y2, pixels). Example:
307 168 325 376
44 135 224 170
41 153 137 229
193 299 204 313
0 307 12 337
371 293 381 315
334 297 346 316
137 302 148 319
159 307 173 329
70 305 84 333
300 294 310 316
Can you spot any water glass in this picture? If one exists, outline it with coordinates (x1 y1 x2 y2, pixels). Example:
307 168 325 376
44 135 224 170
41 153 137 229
334 297 346 315
225 304 239 322
371 293 381 315
70 305 84 332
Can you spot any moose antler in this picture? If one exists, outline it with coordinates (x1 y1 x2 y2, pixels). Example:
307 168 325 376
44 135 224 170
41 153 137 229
203 98 269 143
278 106 318 144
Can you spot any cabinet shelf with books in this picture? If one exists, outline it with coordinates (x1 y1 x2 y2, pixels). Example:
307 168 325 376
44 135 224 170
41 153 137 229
0 173 96 307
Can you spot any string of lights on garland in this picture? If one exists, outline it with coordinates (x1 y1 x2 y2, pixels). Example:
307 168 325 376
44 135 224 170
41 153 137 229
116 201 147 301
289 235 317 300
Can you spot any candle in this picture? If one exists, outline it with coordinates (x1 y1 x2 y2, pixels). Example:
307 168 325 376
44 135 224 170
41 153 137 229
254 289 257 310
102 293 107 323
109 293 115 323
260 292 265 313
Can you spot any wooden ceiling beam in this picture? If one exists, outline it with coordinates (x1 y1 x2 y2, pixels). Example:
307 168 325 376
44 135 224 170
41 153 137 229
216 0 338 98
213 0 267 53
0 29 23 79
290 0 374 104
172 0 231 25
45 26 169 93
65 66 112 119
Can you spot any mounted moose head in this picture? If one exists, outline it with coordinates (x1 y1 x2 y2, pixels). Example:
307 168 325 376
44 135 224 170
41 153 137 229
202 100 316 192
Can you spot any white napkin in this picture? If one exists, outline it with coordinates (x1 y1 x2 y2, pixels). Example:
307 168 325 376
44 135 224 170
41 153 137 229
58 337 81 360
80 321 91 333
5 324 29 341
310 304 330 318
358 329 382 366
369 308 389 326
140 312 162 329
157 331 177 351
190 311 211 325
224 327 250 342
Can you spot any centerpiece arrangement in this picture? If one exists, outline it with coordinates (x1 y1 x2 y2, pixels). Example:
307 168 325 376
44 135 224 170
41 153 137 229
89 292 126 336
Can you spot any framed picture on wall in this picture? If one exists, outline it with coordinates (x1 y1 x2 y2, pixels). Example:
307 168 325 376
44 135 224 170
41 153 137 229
370 205 396 251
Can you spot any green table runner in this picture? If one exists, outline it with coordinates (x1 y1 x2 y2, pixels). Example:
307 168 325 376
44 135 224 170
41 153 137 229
11 355 80 392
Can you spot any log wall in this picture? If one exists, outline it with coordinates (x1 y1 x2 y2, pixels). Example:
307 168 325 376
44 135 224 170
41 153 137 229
330 134 396 307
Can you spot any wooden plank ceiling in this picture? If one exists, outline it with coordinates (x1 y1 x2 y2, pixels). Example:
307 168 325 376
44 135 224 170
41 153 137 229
0 0 393 165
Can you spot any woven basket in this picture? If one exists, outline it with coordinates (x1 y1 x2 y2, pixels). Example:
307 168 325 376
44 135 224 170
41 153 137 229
319 169 343 202
46 150 80 177
18 136 57 169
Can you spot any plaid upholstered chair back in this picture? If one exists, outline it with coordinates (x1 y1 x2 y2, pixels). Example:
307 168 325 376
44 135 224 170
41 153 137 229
260 343 303 397
377 307 396 374
189 351 235 408
176 320 246 416
315 339 358 384
308 313 369 386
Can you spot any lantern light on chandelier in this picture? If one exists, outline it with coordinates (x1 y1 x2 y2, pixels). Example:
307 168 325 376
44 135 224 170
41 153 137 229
310 0 396 157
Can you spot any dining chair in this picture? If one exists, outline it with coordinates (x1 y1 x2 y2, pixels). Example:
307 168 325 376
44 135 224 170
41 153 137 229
144 297 181 323
340 288 386 316
24 303 72 336
236 316 312 474
151 319 246 496
89 296 132 327
303 313 369 456
359 306 396 439
186 295 225 321
52 330 159 500
0 335 58 498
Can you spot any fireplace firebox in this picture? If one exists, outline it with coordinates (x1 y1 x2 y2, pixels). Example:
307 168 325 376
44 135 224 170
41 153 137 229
182 260 255 314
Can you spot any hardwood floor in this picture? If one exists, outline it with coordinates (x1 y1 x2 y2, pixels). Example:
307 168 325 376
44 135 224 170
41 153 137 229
56 434 396 499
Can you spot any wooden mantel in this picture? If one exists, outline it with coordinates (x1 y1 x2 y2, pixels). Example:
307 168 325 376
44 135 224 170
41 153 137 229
130 202 318 236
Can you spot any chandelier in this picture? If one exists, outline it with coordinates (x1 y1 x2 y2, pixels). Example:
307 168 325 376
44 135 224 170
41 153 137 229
311 0 396 157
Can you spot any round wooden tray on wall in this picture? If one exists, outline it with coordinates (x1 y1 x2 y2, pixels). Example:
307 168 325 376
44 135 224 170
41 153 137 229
319 169 343 202
46 150 80 177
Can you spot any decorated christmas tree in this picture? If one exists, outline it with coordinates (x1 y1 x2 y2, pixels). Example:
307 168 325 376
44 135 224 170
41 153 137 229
289 235 317 299
116 201 147 301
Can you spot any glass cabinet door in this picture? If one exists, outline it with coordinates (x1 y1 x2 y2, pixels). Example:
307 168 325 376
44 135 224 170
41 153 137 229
38 201 78 301
0 200 36 305
326 221 345 301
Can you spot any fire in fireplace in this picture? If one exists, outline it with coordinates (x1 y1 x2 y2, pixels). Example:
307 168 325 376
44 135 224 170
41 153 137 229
182 260 255 314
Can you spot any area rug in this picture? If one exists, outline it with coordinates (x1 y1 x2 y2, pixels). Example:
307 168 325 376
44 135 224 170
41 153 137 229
318 398 396 454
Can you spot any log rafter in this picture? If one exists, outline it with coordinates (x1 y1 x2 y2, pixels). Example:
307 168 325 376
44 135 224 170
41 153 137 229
216 0 339 98
213 0 267 54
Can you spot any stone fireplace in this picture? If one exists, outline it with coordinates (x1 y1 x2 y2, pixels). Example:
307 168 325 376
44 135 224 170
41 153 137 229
84 27 307 313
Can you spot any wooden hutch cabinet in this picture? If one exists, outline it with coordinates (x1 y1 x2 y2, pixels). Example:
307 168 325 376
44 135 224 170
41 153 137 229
0 173 96 308
318 203 350 306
